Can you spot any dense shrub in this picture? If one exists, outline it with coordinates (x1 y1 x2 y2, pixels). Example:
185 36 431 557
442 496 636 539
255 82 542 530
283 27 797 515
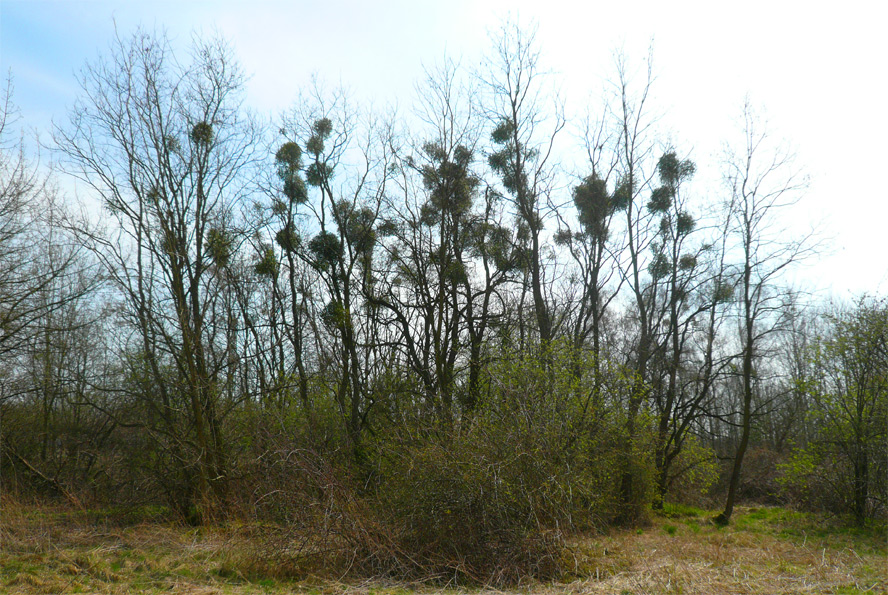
225 343 648 585
365 344 642 583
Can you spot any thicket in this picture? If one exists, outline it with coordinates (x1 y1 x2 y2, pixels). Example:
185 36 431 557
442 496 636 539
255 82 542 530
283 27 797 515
1 23 885 585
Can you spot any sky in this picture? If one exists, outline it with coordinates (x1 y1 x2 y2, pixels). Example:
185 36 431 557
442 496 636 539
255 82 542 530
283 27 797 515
1 0 886 298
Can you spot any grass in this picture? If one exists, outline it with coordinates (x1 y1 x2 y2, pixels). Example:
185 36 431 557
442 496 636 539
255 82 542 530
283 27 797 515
558 507 886 595
1 498 885 594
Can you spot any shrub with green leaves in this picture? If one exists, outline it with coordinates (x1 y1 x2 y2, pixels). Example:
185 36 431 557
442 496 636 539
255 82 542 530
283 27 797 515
778 299 887 525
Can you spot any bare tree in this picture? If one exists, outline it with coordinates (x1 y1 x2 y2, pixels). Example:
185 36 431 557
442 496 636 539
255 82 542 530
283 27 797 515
482 21 564 345
276 82 395 457
370 59 517 422
605 50 662 521
55 29 262 523
0 82 93 360
715 101 815 525
550 116 623 430
645 151 735 507
0 78 101 506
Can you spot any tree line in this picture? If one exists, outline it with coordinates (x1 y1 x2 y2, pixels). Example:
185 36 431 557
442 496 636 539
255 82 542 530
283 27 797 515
0 23 884 582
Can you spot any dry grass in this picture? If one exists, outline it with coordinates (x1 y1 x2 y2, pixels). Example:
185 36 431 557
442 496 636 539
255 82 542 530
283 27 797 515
1 497 884 595
0 498 259 594
559 508 886 595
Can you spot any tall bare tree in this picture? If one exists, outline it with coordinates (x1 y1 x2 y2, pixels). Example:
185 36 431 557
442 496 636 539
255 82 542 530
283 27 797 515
483 22 564 346
55 29 262 522
605 50 662 521
715 101 814 525
276 84 395 456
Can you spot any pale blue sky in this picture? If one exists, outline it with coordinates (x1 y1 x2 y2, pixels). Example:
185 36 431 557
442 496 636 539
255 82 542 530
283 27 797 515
2 0 886 297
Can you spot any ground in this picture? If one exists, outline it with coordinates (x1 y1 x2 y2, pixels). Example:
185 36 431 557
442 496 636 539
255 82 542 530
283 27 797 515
1 501 884 594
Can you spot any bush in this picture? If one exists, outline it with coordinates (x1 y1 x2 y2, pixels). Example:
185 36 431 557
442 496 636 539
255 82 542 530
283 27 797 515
225 343 661 584
368 343 635 584
778 445 887 523
664 435 718 507
374 426 567 583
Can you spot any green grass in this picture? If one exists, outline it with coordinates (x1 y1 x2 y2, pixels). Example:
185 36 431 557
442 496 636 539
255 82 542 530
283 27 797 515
659 502 707 519
730 505 887 554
